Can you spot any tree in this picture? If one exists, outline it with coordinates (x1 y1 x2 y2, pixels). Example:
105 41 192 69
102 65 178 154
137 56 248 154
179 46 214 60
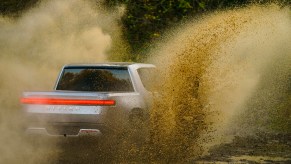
104 0 252 61
0 0 39 16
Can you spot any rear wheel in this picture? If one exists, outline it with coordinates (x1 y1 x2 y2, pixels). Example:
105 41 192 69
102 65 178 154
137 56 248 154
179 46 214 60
128 108 149 145
129 109 145 128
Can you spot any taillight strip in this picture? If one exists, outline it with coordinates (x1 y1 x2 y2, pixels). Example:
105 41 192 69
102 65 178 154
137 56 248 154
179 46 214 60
20 98 115 106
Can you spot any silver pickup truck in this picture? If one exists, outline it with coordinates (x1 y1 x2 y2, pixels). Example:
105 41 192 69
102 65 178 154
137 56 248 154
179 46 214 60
21 63 155 137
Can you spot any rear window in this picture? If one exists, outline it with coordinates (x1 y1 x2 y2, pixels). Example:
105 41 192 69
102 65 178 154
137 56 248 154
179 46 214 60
56 67 134 92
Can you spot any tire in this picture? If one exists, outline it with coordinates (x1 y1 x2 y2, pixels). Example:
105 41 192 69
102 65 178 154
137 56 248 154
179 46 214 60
128 108 149 145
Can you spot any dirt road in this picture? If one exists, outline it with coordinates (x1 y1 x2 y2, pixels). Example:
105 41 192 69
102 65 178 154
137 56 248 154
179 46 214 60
43 132 291 163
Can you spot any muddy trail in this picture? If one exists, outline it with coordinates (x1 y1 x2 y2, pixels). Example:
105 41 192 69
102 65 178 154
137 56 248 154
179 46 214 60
198 133 291 163
0 1 290 163
28 133 291 163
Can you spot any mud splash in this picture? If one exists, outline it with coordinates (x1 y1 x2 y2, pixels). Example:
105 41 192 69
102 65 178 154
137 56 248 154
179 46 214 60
0 0 124 163
147 4 291 162
0 1 290 163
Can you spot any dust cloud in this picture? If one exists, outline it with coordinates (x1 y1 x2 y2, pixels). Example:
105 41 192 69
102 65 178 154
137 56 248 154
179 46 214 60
0 0 290 163
147 4 291 162
0 0 124 163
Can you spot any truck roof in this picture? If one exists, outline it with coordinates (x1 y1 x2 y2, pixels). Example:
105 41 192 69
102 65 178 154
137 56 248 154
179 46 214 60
64 62 154 68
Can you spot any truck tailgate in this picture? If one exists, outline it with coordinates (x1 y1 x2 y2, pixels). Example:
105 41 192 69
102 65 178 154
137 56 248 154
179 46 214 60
21 91 115 123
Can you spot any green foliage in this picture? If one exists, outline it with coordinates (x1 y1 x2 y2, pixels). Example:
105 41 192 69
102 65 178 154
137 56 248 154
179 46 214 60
0 0 39 16
104 0 252 61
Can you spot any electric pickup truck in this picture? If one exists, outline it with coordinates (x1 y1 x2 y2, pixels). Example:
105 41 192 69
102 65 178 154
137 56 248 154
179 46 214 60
21 63 156 137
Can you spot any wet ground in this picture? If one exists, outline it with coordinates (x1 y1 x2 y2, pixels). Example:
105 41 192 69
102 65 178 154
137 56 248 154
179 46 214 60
45 132 291 163
196 133 291 163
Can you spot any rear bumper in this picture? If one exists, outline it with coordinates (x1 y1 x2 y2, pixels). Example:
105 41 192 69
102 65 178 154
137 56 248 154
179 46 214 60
23 106 128 137
25 113 106 123
25 122 111 137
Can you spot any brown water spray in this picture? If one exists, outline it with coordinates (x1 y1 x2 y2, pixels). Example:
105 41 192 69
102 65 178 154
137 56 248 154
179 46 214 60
147 4 291 162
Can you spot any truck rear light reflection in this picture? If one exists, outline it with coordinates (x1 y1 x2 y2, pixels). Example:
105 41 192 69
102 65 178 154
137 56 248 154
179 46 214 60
20 98 115 106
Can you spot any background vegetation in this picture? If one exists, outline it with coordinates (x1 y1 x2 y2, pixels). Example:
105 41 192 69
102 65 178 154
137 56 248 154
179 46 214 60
105 0 250 61
0 0 289 60
0 0 38 15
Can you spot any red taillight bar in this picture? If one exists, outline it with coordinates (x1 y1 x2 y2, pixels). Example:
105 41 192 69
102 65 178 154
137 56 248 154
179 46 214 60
20 98 115 106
